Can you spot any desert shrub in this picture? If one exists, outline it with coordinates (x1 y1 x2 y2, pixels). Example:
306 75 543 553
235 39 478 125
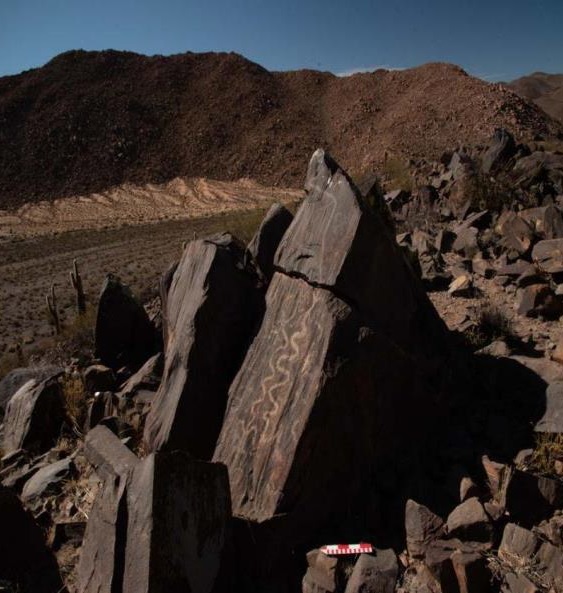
382 157 414 192
468 171 514 212
477 304 514 342
61 374 87 430
462 304 514 351
530 433 563 475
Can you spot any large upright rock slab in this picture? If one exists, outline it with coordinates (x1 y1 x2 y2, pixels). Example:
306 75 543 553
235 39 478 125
77 428 138 593
144 233 262 459
214 272 422 526
95 274 158 371
274 149 449 359
2 377 65 455
247 203 293 281
123 452 232 593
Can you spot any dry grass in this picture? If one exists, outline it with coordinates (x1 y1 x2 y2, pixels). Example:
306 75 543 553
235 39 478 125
382 157 414 192
530 433 563 475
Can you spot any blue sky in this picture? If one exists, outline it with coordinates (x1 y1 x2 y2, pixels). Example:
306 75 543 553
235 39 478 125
1 0 562 81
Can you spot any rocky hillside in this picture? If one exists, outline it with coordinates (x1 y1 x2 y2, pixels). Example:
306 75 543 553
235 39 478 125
1 137 563 593
508 72 563 124
0 49 561 209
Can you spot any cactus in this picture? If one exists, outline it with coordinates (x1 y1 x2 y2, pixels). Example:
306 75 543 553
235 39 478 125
69 258 86 314
46 283 61 334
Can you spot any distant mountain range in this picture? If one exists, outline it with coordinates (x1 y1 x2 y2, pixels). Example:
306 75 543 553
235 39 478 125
507 72 563 124
0 50 561 209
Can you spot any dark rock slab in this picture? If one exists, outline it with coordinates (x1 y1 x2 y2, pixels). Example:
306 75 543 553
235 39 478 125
2 377 65 456
0 366 62 418
144 233 262 459
344 550 398 593
405 499 445 559
76 462 131 593
117 352 163 398
214 272 427 529
122 452 232 593
83 424 139 481
482 128 516 175
247 203 293 281
0 486 62 593
95 274 159 371
21 456 74 510
274 149 449 359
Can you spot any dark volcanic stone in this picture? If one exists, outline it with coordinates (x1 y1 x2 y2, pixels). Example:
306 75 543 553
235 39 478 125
95 274 159 371
405 499 445 559
274 148 449 360
122 452 232 593
482 128 517 175
214 272 426 529
247 203 293 281
2 377 65 456
0 366 62 418
344 550 398 593
144 233 263 459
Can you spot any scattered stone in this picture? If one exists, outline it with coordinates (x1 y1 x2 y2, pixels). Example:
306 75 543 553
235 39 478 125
144 233 263 459
498 523 538 566
452 227 479 258
502 572 539 593
344 550 398 593
302 550 339 593
448 274 473 297
405 499 445 559
482 128 516 175
535 541 563 590
532 238 563 273
446 497 493 542
516 284 562 318
2 377 65 456
21 456 74 509
384 189 410 211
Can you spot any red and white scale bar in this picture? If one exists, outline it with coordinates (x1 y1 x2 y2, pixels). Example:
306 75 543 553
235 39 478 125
320 543 373 556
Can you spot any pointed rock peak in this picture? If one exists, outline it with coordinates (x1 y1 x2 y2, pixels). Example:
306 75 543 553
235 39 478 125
304 149 358 201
